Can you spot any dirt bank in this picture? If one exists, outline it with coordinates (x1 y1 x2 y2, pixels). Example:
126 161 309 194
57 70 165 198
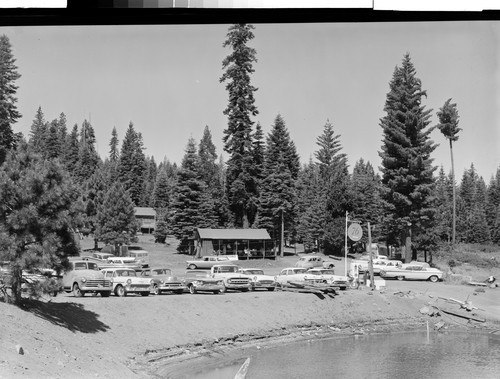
1 279 498 379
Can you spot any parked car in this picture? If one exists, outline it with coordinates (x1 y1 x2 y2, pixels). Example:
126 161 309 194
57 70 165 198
62 260 113 297
238 268 276 291
140 268 185 295
380 264 443 282
101 268 152 296
306 268 349 290
183 270 224 294
82 253 141 271
127 246 150 268
275 267 326 287
295 255 336 269
186 256 231 269
210 264 251 292
352 259 402 274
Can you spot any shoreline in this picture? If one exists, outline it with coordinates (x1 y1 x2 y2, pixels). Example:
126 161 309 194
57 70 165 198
129 313 489 378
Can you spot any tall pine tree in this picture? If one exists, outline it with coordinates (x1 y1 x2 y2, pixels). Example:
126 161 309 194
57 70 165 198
0 35 21 165
220 24 259 228
379 53 437 262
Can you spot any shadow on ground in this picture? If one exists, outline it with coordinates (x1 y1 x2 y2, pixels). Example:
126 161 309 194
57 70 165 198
22 300 110 333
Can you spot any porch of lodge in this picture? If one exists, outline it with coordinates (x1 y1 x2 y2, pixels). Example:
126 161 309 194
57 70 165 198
193 228 276 260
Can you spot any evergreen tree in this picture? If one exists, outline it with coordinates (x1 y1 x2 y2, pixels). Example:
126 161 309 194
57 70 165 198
296 160 323 252
198 125 218 188
82 169 108 249
95 181 138 254
170 138 206 253
64 124 80 177
436 98 461 248
379 53 437 262
28 106 47 155
220 24 259 227
0 144 80 305
314 120 350 255
487 168 500 242
257 114 299 255
434 166 453 242
109 127 119 162
45 119 62 160
118 122 147 206
252 122 265 185
75 120 101 183
349 159 384 245
0 35 21 165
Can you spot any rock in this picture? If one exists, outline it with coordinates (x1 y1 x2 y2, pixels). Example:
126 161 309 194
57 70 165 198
419 306 430 315
16 345 24 355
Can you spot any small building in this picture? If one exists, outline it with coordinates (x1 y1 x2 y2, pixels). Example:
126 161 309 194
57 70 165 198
194 228 275 259
134 207 156 234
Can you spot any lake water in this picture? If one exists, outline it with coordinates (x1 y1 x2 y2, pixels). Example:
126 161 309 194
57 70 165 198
182 330 500 379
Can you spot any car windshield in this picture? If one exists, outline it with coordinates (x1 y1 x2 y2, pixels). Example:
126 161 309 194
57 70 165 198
128 246 142 251
188 271 210 278
153 269 171 275
320 270 335 275
218 266 237 273
294 269 307 274
244 270 264 275
117 270 136 277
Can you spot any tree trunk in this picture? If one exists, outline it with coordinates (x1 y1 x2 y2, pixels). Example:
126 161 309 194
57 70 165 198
450 139 456 251
405 226 412 264
11 266 23 306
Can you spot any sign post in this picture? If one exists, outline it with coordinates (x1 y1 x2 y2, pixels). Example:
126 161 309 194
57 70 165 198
345 215 362 277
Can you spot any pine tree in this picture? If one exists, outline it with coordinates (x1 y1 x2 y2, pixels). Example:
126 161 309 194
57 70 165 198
64 124 80 177
109 127 119 162
45 119 62 160
75 120 101 183
487 168 500 242
314 120 350 255
379 53 437 262
0 144 80 305
350 159 384 245
220 24 259 227
434 167 453 242
170 138 206 253
0 35 21 165
95 181 138 254
82 169 108 250
118 122 147 206
28 106 47 155
436 98 461 248
257 114 299 255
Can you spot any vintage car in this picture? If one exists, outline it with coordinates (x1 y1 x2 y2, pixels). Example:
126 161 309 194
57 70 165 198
275 267 326 287
101 268 152 296
238 268 276 291
352 258 402 274
127 246 150 268
82 253 141 271
306 268 349 290
62 260 113 297
210 264 251 292
140 267 185 295
186 256 231 269
183 270 224 294
380 264 443 282
295 255 336 269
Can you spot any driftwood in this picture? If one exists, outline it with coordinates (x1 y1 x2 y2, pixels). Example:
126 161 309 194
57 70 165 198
432 305 486 323
467 281 488 287
281 281 338 296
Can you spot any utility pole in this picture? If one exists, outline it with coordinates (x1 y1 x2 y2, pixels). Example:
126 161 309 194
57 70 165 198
367 222 375 290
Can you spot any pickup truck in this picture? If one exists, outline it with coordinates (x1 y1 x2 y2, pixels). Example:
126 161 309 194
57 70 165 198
210 264 251 293
62 260 113 297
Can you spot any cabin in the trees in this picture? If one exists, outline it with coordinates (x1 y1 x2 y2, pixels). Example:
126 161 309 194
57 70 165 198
193 228 275 259
134 207 156 234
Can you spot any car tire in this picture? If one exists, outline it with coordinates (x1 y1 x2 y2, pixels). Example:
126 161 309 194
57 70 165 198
101 291 111 297
189 285 196 294
397 275 405 281
73 283 84 297
188 264 197 270
141 292 149 296
220 283 227 293
268 287 275 291
152 285 160 295
429 275 439 283
115 285 126 297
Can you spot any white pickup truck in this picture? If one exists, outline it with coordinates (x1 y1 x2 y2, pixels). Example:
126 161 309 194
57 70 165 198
210 264 251 293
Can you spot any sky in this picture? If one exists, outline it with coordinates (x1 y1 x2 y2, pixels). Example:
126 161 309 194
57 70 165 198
1 20 499 181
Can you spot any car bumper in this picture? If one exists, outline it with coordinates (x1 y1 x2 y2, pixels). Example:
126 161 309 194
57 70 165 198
159 284 186 291
194 283 224 292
